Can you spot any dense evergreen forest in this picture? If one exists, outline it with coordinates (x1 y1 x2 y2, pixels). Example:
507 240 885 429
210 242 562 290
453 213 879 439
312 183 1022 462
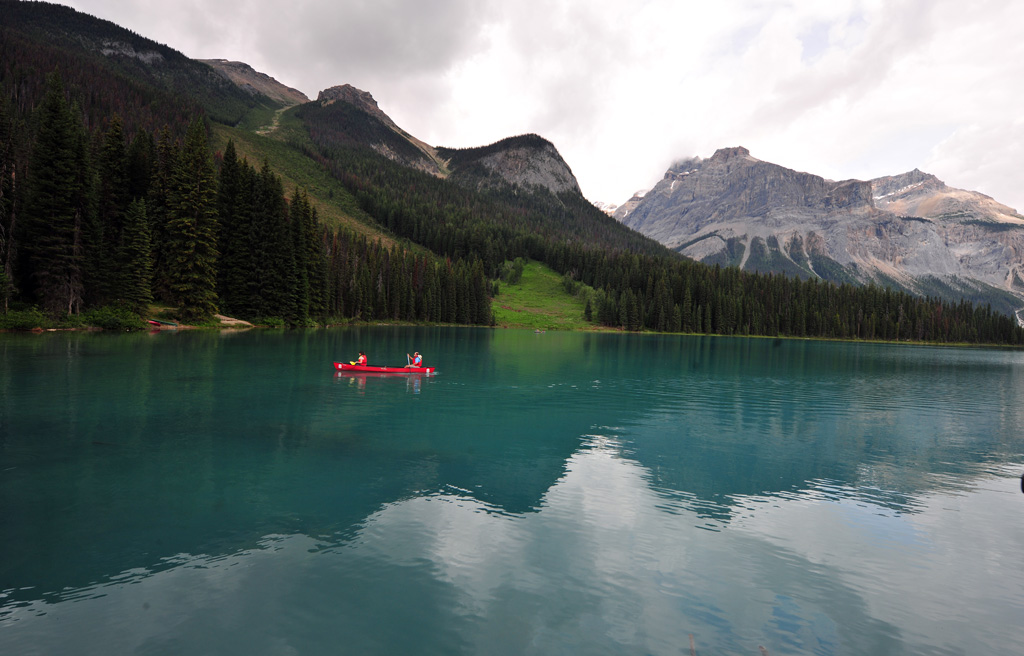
0 0 1022 344
0 71 493 328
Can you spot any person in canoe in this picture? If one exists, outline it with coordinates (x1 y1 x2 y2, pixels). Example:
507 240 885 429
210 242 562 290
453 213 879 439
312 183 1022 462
355 351 367 366
406 351 423 368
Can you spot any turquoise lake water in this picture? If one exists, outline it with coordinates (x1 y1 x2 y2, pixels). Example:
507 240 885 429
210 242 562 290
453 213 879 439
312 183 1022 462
2 327 1023 655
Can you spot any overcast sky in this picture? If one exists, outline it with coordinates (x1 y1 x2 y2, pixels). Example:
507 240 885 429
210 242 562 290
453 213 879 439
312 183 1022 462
62 0 1024 211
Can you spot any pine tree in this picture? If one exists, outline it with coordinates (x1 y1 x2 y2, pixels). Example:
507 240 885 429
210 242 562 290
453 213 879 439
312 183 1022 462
251 160 292 318
470 258 491 324
148 126 178 300
288 188 316 323
455 260 471 324
126 128 155 201
442 261 457 323
232 161 262 317
306 206 329 321
671 304 682 332
215 140 249 315
0 90 17 312
118 198 153 313
89 114 129 305
165 119 218 322
23 72 89 316
627 291 640 331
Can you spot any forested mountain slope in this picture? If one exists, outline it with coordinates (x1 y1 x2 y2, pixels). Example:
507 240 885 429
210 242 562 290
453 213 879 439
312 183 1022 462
0 0 280 128
289 91 675 260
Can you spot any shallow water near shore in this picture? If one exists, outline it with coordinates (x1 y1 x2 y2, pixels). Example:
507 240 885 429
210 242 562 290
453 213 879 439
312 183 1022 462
2 327 1023 654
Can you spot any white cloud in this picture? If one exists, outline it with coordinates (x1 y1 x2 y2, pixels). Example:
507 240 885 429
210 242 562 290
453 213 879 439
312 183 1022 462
926 121 1024 212
62 0 1024 211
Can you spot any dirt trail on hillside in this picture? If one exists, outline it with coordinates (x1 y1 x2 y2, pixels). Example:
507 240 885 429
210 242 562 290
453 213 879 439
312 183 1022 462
256 107 289 136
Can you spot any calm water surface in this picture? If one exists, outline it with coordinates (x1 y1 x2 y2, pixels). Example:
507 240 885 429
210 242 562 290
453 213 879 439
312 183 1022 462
1 328 1023 655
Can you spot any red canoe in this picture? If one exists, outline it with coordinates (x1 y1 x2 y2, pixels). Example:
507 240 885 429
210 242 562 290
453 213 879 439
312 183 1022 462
334 362 435 374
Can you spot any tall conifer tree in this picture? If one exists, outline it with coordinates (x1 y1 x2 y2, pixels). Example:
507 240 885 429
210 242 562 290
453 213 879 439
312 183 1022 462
148 126 178 299
118 198 153 313
24 72 89 316
126 128 155 202
0 90 17 311
289 188 324 323
216 140 250 314
307 207 329 321
251 161 292 319
89 114 129 305
165 119 218 321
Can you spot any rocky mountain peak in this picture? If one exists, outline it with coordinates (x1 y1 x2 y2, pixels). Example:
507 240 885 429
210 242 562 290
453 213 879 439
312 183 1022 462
870 168 1021 224
439 134 582 196
871 168 944 199
621 147 875 244
710 146 756 162
318 84 379 111
617 146 1024 315
201 59 309 106
317 84 399 132
694 145 763 177
313 83 447 176
610 189 649 220
666 156 702 176
311 87 583 197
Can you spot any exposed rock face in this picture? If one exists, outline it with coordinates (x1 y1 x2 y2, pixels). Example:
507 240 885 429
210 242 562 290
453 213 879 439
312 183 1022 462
871 168 1022 224
620 147 1024 314
483 143 579 194
460 134 581 193
312 87 582 196
622 147 877 244
201 59 308 106
101 40 164 64
607 190 647 219
316 84 447 177
318 84 387 121
443 135 581 195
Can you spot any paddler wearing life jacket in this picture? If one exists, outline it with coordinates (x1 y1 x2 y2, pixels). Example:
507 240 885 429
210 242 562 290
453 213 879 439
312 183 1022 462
406 351 422 368
356 351 367 366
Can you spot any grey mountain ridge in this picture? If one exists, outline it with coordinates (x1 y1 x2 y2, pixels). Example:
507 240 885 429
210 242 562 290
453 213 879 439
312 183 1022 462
316 85 579 196
615 147 1024 315
201 59 309 107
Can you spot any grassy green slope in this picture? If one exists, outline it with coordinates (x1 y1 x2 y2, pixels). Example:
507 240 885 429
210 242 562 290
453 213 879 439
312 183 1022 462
492 261 604 331
210 113 401 247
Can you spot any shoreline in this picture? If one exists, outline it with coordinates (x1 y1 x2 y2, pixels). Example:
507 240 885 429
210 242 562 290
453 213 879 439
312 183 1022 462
2 317 1019 349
